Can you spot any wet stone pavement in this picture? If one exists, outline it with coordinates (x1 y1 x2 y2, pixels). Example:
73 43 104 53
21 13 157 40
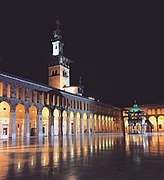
0 133 164 180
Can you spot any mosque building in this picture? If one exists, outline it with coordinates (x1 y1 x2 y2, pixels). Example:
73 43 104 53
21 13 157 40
0 20 122 139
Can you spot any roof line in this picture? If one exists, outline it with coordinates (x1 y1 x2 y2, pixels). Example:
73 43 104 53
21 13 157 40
0 72 52 90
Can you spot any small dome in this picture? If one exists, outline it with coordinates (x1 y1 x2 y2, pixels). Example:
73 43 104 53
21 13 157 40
129 103 142 113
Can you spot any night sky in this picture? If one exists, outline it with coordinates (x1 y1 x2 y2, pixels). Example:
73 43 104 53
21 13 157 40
0 2 164 108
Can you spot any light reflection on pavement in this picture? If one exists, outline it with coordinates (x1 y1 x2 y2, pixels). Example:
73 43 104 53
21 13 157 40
0 133 164 180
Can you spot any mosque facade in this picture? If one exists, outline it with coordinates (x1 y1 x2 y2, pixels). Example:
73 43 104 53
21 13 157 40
0 21 122 139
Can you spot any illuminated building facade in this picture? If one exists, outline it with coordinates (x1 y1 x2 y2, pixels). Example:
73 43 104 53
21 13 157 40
123 102 164 133
0 20 122 139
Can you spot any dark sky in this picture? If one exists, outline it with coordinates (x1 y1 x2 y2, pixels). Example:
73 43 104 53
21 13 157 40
0 2 164 108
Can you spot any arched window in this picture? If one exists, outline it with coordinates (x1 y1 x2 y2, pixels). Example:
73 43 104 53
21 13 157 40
162 109 164 114
7 84 12 98
152 109 156 115
62 97 65 107
70 99 72 108
157 109 161 115
22 88 26 101
77 101 79 109
52 70 55 76
0 82 3 97
30 89 34 102
148 109 151 115
42 92 45 105
57 96 60 106
53 95 56 106
73 100 76 109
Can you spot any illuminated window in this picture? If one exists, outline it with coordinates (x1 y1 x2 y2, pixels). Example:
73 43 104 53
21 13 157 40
0 82 3 97
53 95 56 106
157 109 161 114
35 91 39 103
22 88 26 101
46 93 50 105
42 92 45 105
148 109 151 115
57 96 60 106
62 97 65 107
30 90 34 102
152 109 155 115
7 85 12 98
65 98 68 107
16 87 20 99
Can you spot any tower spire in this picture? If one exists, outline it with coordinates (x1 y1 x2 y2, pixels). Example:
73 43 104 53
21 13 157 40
53 18 62 40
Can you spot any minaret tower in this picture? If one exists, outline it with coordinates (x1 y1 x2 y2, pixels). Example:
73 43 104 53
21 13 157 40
48 19 72 90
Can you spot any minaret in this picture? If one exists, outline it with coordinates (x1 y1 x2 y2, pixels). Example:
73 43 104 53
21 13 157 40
48 19 72 90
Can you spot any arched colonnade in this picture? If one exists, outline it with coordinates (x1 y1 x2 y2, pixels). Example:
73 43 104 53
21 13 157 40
0 101 115 139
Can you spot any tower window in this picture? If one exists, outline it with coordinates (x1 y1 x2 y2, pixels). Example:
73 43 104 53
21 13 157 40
52 71 55 76
55 46 57 49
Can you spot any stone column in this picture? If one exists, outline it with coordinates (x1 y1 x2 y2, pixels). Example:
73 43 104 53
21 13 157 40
81 117 84 135
26 88 31 102
91 118 93 133
25 112 30 138
38 92 42 104
75 116 78 135
38 111 43 137
11 110 16 139
49 115 54 137
87 118 90 134
59 110 63 136
67 112 71 135
11 85 16 99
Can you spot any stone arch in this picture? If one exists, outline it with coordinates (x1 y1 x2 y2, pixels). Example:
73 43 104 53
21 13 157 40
42 107 50 136
83 113 88 133
149 116 157 132
62 110 67 135
158 115 164 132
53 108 60 135
16 104 26 137
29 105 38 136
0 101 11 139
